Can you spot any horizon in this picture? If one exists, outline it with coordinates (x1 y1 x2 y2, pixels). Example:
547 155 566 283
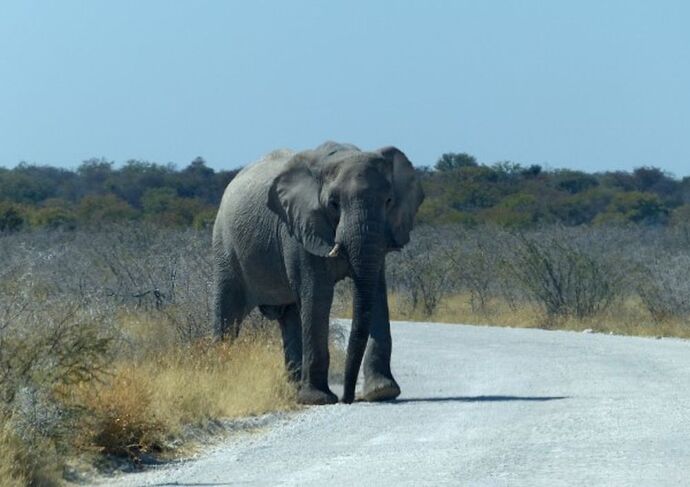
3 150 690 180
1 1 689 175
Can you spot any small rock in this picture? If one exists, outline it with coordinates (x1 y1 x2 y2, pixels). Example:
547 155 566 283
582 329 593 334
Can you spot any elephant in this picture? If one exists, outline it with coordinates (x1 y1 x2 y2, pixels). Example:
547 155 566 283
212 141 424 404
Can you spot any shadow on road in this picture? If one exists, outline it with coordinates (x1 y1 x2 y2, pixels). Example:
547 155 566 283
394 395 568 404
149 483 232 486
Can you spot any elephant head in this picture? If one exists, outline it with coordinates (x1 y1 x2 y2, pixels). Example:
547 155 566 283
268 142 424 402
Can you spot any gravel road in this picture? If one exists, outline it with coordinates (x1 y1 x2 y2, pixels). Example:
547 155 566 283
100 321 690 486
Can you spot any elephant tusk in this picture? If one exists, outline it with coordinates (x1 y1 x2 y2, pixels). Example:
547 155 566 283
327 243 341 258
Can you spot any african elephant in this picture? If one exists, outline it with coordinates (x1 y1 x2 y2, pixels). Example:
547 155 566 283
212 141 424 404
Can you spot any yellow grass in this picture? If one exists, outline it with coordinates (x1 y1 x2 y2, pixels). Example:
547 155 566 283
385 292 690 339
0 422 30 487
337 292 690 339
1 313 312 485
70 314 344 468
70 324 298 461
0 420 60 487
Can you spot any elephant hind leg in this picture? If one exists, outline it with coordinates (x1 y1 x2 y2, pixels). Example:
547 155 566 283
213 270 248 341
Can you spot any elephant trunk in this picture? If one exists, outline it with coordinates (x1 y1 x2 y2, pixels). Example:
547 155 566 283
341 210 385 403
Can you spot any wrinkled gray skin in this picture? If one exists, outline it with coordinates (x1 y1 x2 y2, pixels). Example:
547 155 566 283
212 142 424 405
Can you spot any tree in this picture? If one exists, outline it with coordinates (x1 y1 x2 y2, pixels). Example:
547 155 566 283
30 206 77 230
175 157 216 201
596 191 669 225
435 152 477 172
548 188 614 226
521 164 543 178
77 158 114 191
141 188 209 226
107 160 174 207
553 170 599 194
632 166 668 192
77 194 139 225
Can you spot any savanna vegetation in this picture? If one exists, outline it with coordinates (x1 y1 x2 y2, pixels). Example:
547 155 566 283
0 226 344 486
1 153 689 232
1 151 689 484
384 224 690 338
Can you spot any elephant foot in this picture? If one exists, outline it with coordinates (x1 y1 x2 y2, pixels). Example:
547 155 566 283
297 385 338 405
360 376 401 402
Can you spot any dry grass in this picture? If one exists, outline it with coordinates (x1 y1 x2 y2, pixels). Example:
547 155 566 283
0 422 31 487
0 420 60 487
336 291 690 339
0 300 347 486
0 313 305 485
69 324 297 462
387 292 690 339
6 224 687 486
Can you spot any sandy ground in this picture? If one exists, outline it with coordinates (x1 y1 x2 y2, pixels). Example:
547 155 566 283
98 321 690 486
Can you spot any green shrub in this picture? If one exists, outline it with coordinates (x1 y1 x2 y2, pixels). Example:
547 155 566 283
0 202 25 234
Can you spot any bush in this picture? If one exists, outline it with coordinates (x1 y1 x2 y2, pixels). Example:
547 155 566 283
446 226 507 313
0 225 301 483
501 228 623 324
0 290 114 484
77 194 139 225
0 202 26 234
595 191 669 225
636 253 690 323
0 418 61 487
29 206 78 230
388 226 458 317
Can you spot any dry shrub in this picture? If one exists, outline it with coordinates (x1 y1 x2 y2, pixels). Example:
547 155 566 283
388 232 456 317
78 367 165 460
72 326 296 464
0 227 305 481
0 418 60 487
0 282 114 484
501 230 623 325
0 421 31 487
636 253 690 323
6 222 690 484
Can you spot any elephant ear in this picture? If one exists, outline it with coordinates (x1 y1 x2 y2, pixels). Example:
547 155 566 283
268 152 335 257
378 146 425 249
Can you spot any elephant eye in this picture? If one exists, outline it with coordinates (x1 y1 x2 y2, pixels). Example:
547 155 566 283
385 197 393 208
328 199 339 212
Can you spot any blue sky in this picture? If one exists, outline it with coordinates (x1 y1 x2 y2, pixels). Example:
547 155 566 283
1 1 689 175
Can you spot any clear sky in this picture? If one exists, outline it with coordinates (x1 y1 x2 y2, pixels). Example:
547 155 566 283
1 1 689 175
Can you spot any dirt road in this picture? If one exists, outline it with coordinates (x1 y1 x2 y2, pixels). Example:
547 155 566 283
101 321 690 486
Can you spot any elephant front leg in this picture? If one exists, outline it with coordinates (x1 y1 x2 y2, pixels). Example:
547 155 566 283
277 304 302 382
297 285 338 405
361 269 401 402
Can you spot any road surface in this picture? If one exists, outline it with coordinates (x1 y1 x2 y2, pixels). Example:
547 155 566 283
100 321 690 486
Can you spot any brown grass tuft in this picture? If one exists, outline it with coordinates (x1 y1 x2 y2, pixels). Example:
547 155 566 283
387 292 690 339
0 422 30 487
71 326 297 463
0 419 61 487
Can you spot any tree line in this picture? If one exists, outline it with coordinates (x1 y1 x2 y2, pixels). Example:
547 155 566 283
420 152 689 227
0 157 238 231
1 152 688 232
